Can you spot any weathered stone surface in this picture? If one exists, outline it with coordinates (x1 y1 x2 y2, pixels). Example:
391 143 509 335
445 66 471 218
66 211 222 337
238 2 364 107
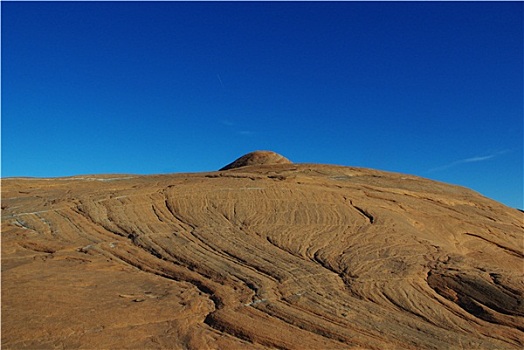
2 157 523 349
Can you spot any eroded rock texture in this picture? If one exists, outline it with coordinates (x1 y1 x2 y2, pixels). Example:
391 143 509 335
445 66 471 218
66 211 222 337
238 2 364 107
2 161 523 349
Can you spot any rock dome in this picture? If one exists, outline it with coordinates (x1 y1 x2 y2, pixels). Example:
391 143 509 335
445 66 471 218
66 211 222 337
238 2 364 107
219 150 292 171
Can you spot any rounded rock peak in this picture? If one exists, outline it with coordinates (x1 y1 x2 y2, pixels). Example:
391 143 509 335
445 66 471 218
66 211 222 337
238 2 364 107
219 150 292 171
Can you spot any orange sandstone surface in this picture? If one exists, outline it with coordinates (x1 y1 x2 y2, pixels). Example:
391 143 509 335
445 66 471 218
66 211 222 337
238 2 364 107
2 151 523 349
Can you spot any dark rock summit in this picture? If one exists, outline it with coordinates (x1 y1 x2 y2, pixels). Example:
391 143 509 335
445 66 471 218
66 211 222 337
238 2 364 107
219 150 292 171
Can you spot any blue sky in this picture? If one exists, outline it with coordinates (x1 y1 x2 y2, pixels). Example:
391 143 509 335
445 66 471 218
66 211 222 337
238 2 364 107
2 2 522 208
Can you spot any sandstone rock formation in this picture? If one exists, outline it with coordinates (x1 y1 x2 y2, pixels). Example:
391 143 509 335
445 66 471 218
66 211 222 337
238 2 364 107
2 153 523 349
219 150 291 170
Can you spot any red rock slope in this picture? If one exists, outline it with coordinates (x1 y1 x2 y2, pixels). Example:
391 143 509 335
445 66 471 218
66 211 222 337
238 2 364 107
2 152 523 349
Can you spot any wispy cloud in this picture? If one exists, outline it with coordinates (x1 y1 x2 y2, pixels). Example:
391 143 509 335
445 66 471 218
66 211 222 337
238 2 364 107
216 74 225 88
428 150 510 173
220 120 234 127
219 120 254 137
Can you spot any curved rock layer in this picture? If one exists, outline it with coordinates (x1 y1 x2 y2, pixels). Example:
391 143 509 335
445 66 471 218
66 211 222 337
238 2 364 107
2 164 523 349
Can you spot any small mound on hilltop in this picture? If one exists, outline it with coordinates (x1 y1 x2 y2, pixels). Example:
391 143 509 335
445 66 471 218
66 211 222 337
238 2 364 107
219 150 292 171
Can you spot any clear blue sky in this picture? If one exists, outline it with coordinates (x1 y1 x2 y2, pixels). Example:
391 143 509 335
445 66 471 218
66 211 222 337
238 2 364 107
2 2 523 208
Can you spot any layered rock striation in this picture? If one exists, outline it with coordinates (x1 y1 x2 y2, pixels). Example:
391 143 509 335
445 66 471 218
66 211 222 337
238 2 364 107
2 153 523 349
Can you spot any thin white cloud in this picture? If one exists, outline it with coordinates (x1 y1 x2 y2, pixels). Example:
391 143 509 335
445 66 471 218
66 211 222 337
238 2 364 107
219 120 254 136
216 74 225 88
428 150 510 173
462 155 496 163
220 120 234 127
